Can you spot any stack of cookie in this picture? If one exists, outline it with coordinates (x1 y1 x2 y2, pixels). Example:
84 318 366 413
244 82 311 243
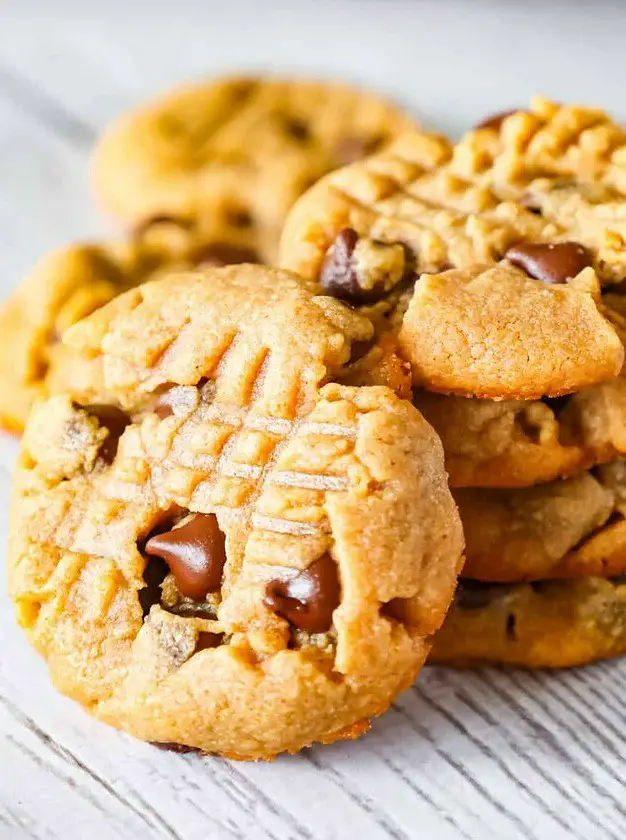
7 80 626 758
280 97 626 669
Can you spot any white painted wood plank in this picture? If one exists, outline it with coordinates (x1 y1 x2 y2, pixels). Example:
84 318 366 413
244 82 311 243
1 3 626 839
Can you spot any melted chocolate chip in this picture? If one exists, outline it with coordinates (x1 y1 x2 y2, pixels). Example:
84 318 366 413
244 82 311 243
144 513 226 601
83 404 131 464
320 228 407 305
194 243 259 267
475 109 519 131
264 554 340 633
505 241 593 284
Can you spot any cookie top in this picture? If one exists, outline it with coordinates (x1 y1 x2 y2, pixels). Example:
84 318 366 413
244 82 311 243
430 576 626 669
398 258 622 399
0 217 258 434
469 96 626 198
92 76 418 263
9 265 463 759
455 459 626 581
414 377 626 487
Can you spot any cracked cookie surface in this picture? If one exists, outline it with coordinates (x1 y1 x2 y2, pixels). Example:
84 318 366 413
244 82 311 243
9 265 463 759
0 217 260 434
92 76 418 264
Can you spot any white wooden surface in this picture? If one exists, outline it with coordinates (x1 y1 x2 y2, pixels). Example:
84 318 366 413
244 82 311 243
1 2 626 838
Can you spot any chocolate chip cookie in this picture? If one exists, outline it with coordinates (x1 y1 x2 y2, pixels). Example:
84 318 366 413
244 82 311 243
0 217 258 434
92 76 418 264
413 376 626 487
430 576 626 668
455 459 626 581
9 265 463 759
279 127 626 399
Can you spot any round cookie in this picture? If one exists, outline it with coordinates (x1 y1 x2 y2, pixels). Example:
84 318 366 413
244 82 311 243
413 374 626 487
455 459 626 581
92 76 419 264
0 217 258 434
430 576 626 669
9 265 464 759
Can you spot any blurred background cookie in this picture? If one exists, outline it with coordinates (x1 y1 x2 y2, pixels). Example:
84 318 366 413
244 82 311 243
92 75 419 264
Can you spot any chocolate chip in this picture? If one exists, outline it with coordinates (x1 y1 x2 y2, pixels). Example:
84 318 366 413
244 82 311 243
82 404 131 464
264 554 340 633
193 243 259 267
475 109 519 131
505 614 517 641
144 513 226 601
320 228 409 305
151 742 201 754
335 135 385 166
196 631 223 651
505 241 593 284
284 117 311 142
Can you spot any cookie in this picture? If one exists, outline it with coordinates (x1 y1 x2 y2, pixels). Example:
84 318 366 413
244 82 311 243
413 371 626 487
9 265 463 759
0 216 258 434
92 76 418 264
430 576 626 669
455 459 626 581
397 256 622 399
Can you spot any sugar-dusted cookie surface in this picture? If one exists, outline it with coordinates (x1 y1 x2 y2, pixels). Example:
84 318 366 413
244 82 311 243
454 459 626 581
92 76 418 264
9 265 463 759
430 576 626 669
0 217 258 434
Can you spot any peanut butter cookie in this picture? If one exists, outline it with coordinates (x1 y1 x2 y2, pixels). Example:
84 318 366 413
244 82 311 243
430 576 626 669
455 459 626 581
0 217 258 434
9 265 463 759
92 76 418 264
413 378 626 487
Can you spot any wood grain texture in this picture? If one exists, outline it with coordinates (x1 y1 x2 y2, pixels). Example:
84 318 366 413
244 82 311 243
1 2 626 838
